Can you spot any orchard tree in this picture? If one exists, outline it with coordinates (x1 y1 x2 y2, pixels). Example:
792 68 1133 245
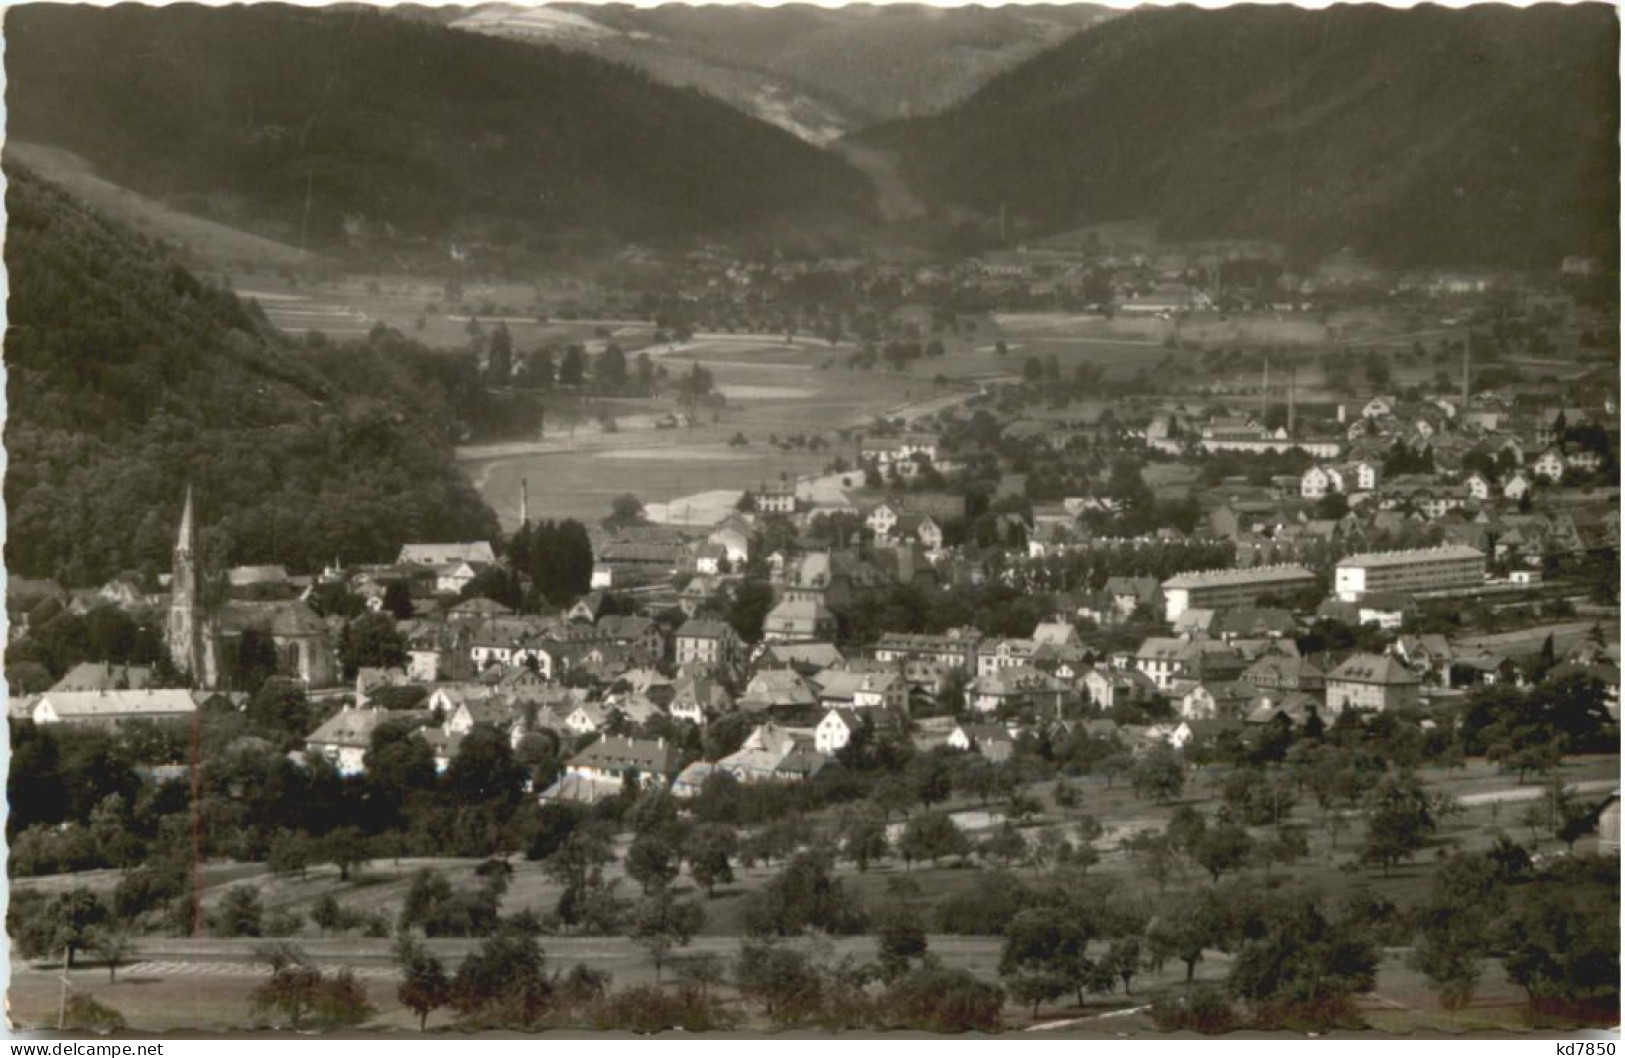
999 907 1092 1007
90 925 135 983
630 890 705 980
1147 896 1217 985
734 942 823 1024
1131 745 1186 803
898 812 970 869
841 810 891 872
1190 818 1254 883
450 931 553 1026
625 831 681 895
686 825 737 897
1360 773 1435 876
1227 895 1379 1027
395 937 451 1030
876 904 929 981
1125 832 1181 892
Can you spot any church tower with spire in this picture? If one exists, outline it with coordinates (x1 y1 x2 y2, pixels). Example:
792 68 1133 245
166 487 204 683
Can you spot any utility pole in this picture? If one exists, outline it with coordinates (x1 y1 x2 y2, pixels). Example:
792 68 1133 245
519 478 529 527
57 945 70 1031
298 168 315 254
1261 356 1270 423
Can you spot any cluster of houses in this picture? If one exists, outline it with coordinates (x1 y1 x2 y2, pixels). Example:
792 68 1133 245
9 321 1619 811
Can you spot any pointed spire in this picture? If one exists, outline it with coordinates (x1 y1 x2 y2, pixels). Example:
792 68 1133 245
176 486 195 557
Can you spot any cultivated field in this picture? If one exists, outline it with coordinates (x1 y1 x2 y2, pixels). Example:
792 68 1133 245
458 335 954 527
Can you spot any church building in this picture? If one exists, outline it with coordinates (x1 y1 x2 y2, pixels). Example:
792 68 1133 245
165 489 340 690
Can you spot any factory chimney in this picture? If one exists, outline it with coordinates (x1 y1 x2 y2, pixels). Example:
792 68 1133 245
1261 356 1270 423
1288 365 1297 437
1461 331 1472 425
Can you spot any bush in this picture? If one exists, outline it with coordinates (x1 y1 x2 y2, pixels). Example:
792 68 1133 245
115 861 187 921
62 994 127 1034
1248 996 1366 1033
740 852 867 937
263 908 305 938
880 963 1004 1033
211 886 264 937
450 930 553 1028
586 985 733 1033
934 871 1029 935
251 946 376 1031
1149 985 1238 1034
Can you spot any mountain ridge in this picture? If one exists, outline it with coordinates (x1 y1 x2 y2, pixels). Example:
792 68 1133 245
5 3 876 258
857 3 1619 269
435 2 1113 142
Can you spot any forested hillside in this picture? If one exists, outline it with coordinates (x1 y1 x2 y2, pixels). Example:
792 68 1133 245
4 170 500 585
859 3 1619 268
540 3 1112 127
5 4 875 255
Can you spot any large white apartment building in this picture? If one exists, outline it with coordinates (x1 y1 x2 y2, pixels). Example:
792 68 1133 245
1161 565 1318 622
1333 546 1486 603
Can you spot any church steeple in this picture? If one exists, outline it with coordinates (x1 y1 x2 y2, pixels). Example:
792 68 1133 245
176 486 195 559
167 487 203 682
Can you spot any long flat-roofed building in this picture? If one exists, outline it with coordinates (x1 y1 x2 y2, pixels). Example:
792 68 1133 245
29 689 198 729
1333 545 1486 603
1161 565 1317 622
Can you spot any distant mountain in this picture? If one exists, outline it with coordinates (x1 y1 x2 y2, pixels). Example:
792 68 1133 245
439 3 1113 141
859 4 1619 269
5 4 875 256
4 168 500 584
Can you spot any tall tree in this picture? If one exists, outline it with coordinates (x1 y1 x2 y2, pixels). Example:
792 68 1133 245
395 936 451 1030
486 322 513 384
629 890 705 980
595 343 628 389
558 345 586 387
